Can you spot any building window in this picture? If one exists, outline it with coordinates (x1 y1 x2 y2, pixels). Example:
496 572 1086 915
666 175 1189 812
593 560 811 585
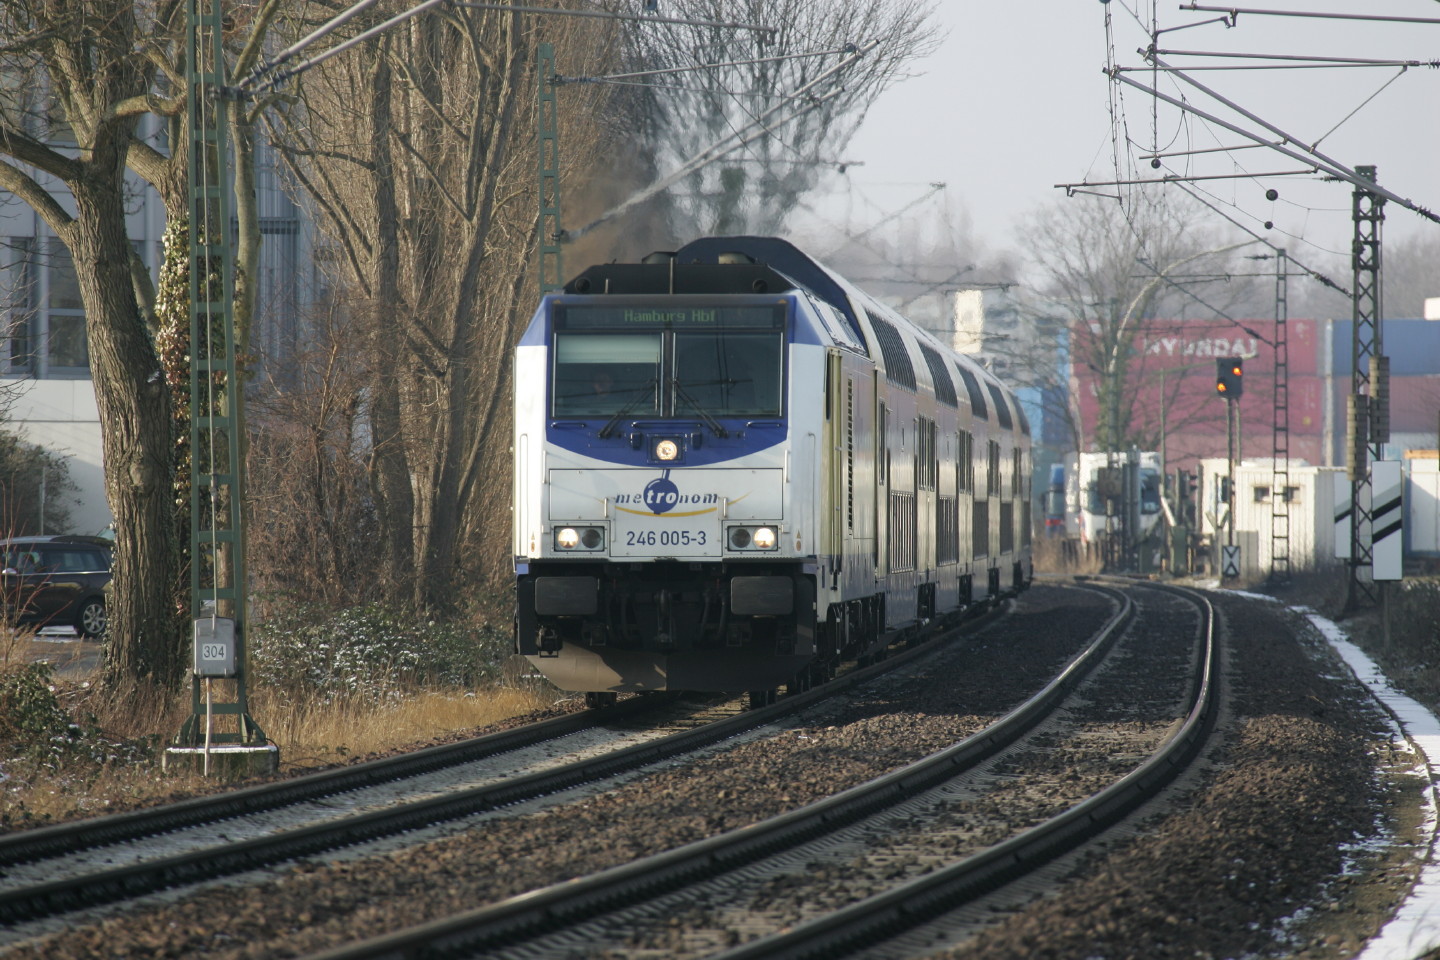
1 239 89 377
43 240 88 372
1253 485 1270 503
3 238 36 373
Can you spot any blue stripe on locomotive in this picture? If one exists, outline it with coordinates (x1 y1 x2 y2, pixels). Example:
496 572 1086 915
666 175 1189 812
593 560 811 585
528 290 835 468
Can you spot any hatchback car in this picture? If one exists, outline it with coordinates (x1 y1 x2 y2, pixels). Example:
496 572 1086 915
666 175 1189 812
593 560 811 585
0 535 112 638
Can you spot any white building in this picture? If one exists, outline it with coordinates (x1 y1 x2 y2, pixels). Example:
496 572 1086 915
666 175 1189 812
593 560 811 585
1405 451 1439 560
1 118 315 534
1197 458 1345 578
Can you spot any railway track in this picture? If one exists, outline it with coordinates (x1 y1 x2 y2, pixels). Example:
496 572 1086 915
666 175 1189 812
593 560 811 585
0 597 1010 936
285 580 1194 960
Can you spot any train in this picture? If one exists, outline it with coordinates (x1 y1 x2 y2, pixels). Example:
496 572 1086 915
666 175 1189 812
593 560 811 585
1076 451 1163 545
513 236 1033 707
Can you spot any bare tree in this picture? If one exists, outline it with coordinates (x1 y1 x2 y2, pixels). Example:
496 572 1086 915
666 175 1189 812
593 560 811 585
267 5 622 614
622 0 940 238
1016 190 1263 453
246 302 377 610
0 0 280 690
0 0 182 689
1288 228 1440 322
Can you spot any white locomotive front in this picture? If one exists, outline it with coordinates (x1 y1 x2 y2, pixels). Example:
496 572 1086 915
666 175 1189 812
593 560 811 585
514 256 834 697
514 237 1032 704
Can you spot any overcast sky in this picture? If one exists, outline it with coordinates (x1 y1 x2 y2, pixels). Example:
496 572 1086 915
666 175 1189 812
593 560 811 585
796 0 1440 270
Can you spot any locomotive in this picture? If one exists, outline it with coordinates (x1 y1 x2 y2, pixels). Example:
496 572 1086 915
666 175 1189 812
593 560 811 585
513 236 1032 706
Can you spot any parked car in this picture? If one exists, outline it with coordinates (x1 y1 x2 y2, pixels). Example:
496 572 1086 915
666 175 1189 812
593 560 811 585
0 535 112 638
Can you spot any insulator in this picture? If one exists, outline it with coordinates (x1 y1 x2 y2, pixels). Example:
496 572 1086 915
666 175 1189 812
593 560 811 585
1369 355 1390 444
1346 394 1370 481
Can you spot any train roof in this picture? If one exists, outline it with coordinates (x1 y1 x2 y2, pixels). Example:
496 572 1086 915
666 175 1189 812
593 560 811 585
563 260 794 297
675 236 868 344
562 236 1029 437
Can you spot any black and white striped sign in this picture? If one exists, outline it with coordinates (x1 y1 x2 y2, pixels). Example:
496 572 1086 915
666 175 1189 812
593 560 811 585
1372 460 1403 581
1221 545 1240 579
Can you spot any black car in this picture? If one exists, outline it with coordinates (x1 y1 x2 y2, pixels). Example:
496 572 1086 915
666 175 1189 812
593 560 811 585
0 535 112 638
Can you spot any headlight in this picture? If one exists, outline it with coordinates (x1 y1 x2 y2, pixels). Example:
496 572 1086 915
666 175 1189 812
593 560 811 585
727 525 779 551
555 526 605 551
654 439 679 461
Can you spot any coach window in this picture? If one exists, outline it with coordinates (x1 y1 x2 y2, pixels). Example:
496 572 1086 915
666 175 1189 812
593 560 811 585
552 333 660 417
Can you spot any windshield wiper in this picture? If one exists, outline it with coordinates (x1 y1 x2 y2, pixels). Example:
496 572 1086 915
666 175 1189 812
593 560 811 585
598 379 657 439
670 379 729 438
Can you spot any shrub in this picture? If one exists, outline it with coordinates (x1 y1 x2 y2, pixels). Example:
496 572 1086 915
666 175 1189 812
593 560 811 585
0 664 151 774
0 663 78 751
249 601 511 706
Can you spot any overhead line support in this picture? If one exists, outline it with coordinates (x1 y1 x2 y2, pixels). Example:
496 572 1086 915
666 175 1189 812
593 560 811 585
1345 166 1386 612
1106 64 1440 224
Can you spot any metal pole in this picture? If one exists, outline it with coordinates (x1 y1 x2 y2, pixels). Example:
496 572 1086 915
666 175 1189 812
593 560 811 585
1270 249 1290 584
204 678 212 776
1381 582 1391 653
1159 369 1167 484
1227 398 1236 549
175 0 265 753
1346 165 1385 611
538 43 562 293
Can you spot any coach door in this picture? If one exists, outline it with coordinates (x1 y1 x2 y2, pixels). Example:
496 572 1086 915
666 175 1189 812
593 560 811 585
824 350 848 567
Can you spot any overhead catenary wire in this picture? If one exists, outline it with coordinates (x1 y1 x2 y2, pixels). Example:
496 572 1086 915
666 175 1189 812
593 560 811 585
238 0 778 95
1089 2 1438 276
240 0 450 95
1181 3 1440 27
1107 61 1440 223
555 45 856 85
1058 168 1319 193
1172 181 1351 297
562 38 880 242
1153 48 1440 69
1135 256 1274 346
455 1 776 34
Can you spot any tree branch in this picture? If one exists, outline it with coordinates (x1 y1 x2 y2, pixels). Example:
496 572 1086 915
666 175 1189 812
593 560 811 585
0 155 75 237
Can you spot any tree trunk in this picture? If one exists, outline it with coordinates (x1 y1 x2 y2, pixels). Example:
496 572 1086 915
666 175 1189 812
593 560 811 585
366 50 417 602
70 171 183 690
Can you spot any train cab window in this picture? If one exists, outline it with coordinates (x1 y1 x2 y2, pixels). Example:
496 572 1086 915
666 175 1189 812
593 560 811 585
552 303 784 420
672 332 782 417
1140 468 1161 514
552 333 660 417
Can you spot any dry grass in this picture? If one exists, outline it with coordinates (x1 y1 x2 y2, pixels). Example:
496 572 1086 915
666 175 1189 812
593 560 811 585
0 626 93 671
250 682 564 769
0 648 564 833
1032 537 1104 576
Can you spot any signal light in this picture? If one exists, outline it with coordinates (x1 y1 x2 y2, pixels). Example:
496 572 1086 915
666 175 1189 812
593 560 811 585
1215 357 1244 398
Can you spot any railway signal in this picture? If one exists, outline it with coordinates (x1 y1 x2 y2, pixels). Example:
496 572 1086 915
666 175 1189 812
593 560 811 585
1215 357 1244 398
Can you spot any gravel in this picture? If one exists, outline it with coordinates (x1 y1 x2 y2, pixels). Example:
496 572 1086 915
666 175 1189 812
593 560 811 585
931 588 1408 960
2 584 1418 960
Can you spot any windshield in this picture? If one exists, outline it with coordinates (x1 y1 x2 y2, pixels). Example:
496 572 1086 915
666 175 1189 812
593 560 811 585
1140 468 1161 514
550 303 785 419
552 333 660 417
673 332 782 417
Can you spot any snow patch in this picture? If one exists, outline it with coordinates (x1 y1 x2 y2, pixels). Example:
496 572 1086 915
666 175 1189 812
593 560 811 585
1303 608 1440 960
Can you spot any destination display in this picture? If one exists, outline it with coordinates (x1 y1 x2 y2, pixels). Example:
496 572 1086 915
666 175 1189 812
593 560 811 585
556 303 784 330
